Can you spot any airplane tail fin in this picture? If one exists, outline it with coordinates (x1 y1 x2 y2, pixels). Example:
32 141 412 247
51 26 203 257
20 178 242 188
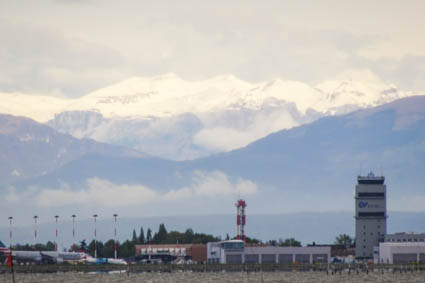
6 253 13 267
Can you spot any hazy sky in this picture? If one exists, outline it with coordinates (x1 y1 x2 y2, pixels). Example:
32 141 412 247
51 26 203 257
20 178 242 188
1 0 424 97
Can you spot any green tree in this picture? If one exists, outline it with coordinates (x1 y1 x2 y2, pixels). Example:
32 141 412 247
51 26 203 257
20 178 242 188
88 240 104 258
104 239 117 258
152 224 168 244
146 228 152 243
245 237 261 244
79 240 88 252
183 228 194 244
165 231 181 244
119 240 135 258
334 234 354 248
45 241 56 251
279 238 302 247
132 229 138 243
138 227 145 244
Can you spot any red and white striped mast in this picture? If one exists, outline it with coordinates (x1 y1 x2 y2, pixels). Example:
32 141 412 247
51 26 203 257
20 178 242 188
93 214 98 258
236 199 247 242
8 216 13 246
113 214 118 259
71 214 76 244
54 215 59 251
33 215 38 251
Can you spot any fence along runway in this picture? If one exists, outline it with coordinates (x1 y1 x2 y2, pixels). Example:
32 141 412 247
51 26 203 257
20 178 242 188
2 271 425 283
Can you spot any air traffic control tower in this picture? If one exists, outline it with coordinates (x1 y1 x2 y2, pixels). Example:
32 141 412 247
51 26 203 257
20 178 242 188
355 172 387 259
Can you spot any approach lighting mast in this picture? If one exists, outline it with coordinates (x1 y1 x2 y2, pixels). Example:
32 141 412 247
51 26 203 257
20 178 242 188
8 216 13 246
54 215 59 251
93 214 98 258
33 215 38 251
113 214 118 259
71 214 76 244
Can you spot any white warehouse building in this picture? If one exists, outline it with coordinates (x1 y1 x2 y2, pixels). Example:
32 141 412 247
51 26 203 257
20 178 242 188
207 240 330 264
379 242 425 264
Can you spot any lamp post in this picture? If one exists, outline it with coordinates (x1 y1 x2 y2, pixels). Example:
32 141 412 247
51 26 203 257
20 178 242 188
71 215 76 243
54 215 59 251
93 214 98 258
113 214 118 259
33 216 38 251
8 216 13 247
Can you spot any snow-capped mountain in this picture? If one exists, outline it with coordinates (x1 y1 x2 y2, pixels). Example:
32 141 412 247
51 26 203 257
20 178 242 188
0 74 417 160
9 96 425 216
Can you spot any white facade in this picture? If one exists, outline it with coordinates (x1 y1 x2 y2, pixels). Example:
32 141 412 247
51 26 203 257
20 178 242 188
207 240 330 264
385 232 425 243
379 242 425 264
355 173 387 259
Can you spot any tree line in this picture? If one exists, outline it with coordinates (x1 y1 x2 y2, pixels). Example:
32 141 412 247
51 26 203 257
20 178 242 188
8 223 355 258
130 224 220 245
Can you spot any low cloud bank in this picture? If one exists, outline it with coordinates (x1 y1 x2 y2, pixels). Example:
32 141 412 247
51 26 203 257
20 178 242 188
6 171 258 209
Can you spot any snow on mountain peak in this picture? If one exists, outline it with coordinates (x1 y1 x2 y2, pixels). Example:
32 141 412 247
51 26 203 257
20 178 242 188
0 74 418 123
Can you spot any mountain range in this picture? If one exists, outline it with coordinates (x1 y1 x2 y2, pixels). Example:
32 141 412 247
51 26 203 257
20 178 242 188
0 114 144 186
1 95 424 222
1 74 417 160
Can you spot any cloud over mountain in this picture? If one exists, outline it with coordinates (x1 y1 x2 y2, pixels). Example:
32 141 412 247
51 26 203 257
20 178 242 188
1 73 416 160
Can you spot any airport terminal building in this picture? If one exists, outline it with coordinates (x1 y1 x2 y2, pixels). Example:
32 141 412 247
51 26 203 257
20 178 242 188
384 232 425 243
207 240 330 264
379 242 425 264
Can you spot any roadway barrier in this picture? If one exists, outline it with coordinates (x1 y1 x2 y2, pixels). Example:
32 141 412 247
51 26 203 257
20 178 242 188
1 263 425 274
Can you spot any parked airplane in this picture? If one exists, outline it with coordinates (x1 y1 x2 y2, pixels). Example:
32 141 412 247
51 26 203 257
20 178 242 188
0 240 87 264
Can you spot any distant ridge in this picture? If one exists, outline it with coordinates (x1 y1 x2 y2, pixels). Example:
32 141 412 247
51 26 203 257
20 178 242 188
0 114 145 185
6 95 425 214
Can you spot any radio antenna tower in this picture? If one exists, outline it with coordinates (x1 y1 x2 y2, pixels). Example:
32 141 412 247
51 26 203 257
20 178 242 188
236 199 247 242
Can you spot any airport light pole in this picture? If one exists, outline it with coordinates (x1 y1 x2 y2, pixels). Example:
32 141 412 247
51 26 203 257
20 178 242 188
113 214 118 259
54 215 59 251
93 214 98 258
71 214 76 243
33 215 38 251
8 216 13 246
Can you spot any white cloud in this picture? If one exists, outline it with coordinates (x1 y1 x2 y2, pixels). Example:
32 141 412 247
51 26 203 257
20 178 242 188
164 171 258 200
37 178 158 207
193 109 298 151
6 171 258 210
